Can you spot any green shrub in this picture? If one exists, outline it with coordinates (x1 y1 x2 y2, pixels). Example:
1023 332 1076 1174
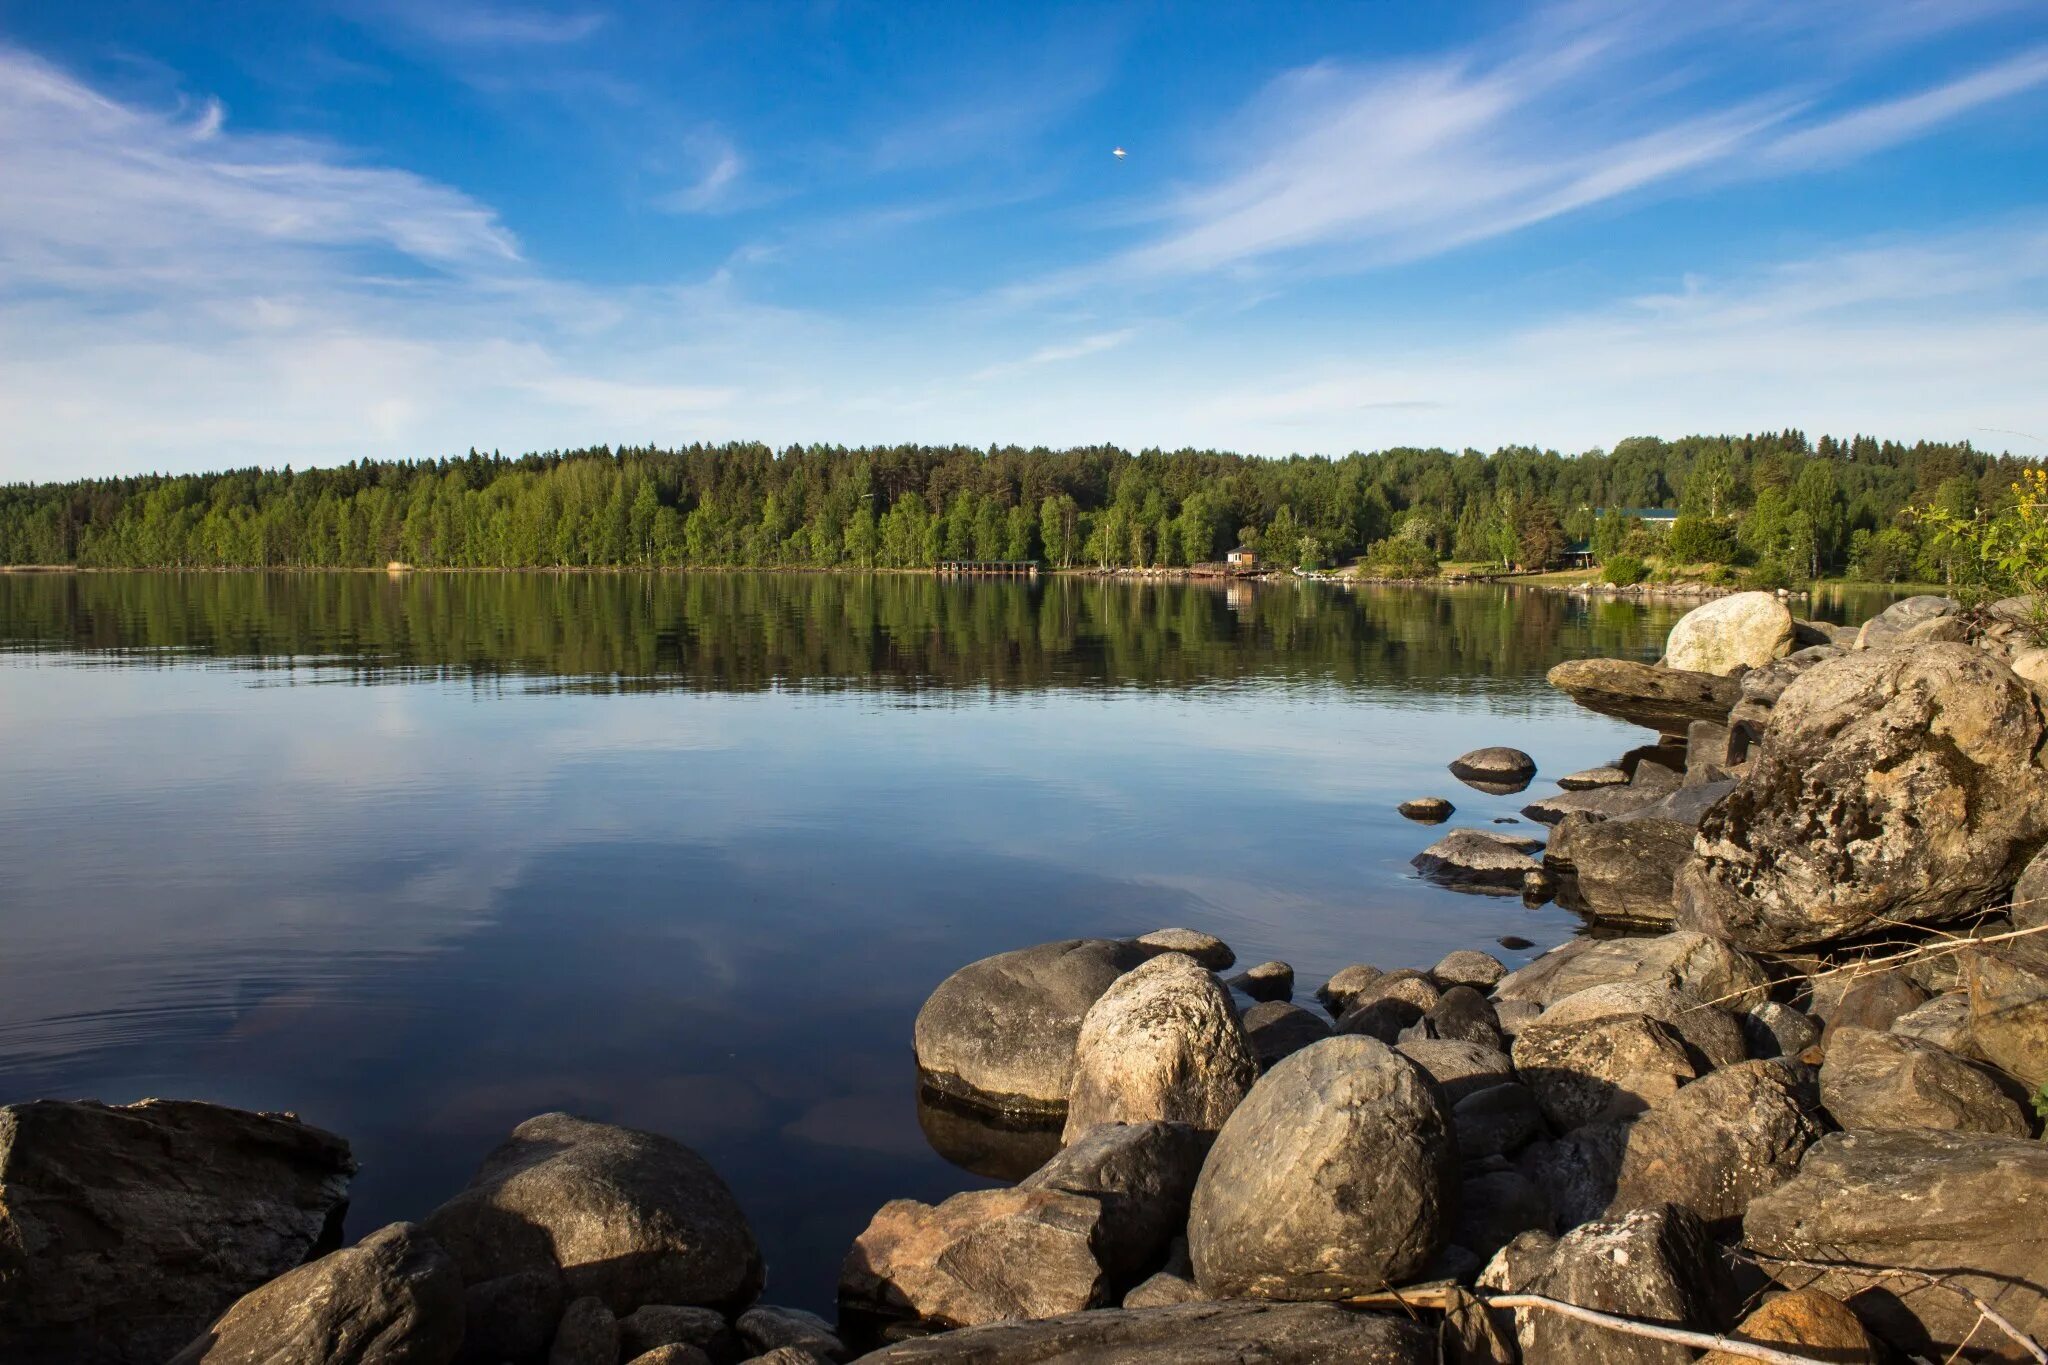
1746 559 1794 591
1362 535 1440 579
1603 554 1647 586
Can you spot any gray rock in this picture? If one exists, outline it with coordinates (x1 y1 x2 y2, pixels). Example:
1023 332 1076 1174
1132 928 1235 971
458 1268 562 1365
913 938 1146 1115
1818 969 1929 1042
168 1222 463 1365
1398 797 1454 822
1821 1025 2031 1136
1531 980 1748 1069
421 1112 762 1316
1557 765 1629 790
1665 592 1796 676
1544 812 1691 926
1630 778 1735 827
1455 1170 1555 1262
550 1296 619 1365
1514 1120 1633 1228
737 1305 843 1360
1611 1060 1824 1232
839 1186 1109 1328
1451 746 1538 791
1493 930 1770 1010
1684 719 1736 785
1546 657 1742 733
626 1348 714 1365
1480 1206 1738 1365
1020 1121 1208 1278
1678 644 2048 951
1432 949 1507 991
1120 1269 1204 1309
1744 1129 2048 1359
617 1305 734 1361
1394 1038 1515 1105
1315 963 1384 1017
1511 1013 1700 1129
2015 842 2048 929
1418 985 1503 1049
0 1097 356 1365
1855 594 1960 649
1223 961 1292 1003
1188 1037 1455 1299
1492 998 1542 1039
1452 1082 1546 1161
1889 991 1979 1056
1242 1000 1331 1069
849 1300 1433 1364
1740 1000 1821 1059
1967 942 2048 1088
1412 828 1544 893
1062 953 1256 1143
1521 784 1659 825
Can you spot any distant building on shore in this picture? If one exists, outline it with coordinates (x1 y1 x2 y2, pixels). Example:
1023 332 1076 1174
1592 507 1680 529
1226 547 1258 566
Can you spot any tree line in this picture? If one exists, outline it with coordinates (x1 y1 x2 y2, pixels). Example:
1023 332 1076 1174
0 433 2024 579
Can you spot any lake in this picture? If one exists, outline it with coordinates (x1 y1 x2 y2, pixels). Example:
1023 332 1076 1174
0 572 1887 1312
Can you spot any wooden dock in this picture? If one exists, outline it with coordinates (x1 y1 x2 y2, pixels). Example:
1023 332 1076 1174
935 561 1040 577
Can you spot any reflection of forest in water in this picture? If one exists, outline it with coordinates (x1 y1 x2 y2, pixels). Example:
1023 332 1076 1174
0 572 1709 697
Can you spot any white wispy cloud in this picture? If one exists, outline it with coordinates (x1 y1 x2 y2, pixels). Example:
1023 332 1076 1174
366 1 608 48
1758 44 2048 168
656 143 746 214
969 328 1137 382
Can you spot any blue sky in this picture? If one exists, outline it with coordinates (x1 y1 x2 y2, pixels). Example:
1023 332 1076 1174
1 0 2045 480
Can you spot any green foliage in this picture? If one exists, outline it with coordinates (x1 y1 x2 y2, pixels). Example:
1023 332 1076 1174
1603 554 1647 586
1746 559 1795 591
1362 535 1439 579
1917 468 2048 602
1667 515 1736 564
0 431 2018 574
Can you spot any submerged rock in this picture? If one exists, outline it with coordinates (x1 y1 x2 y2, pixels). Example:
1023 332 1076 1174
1450 746 1537 793
1188 1037 1455 1300
1398 797 1454 822
913 938 1145 1116
1677 644 2048 951
1744 1128 2048 1359
421 1112 762 1316
1557 765 1629 791
0 1097 356 1365
1412 828 1544 893
1664 591 1795 676
167 1222 463 1365
849 1300 1433 1364
1061 953 1256 1144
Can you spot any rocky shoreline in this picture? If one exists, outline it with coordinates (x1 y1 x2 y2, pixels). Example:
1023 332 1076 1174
5 590 2047 1364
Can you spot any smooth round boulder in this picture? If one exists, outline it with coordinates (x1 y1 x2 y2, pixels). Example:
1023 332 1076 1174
1133 928 1234 970
913 938 1146 1115
420 1113 762 1316
1188 1036 1455 1300
1315 963 1384 1018
1664 591 1795 676
1431 949 1506 991
1677 644 2048 951
1062 953 1256 1143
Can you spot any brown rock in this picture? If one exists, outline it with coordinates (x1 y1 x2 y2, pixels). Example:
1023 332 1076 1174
1821 1025 2030 1136
1611 1060 1824 1232
848 1300 1433 1363
1061 953 1256 1143
1697 1290 1877 1365
839 1187 1108 1328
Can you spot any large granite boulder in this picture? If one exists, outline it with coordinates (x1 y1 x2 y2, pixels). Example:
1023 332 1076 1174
1744 1129 2048 1359
914 939 1145 1115
167 1222 463 1365
1856 594 1959 649
1820 1026 2031 1136
1188 1037 1455 1300
1676 644 2048 951
1546 657 1742 733
1479 1206 1738 1365
839 1187 1109 1328
1411 828 1544 892
0 1098 356 1365
1493 931 1770 1011
1432 949 1507 991
1610 1059 1824 1232
1528 980 1747 1069
1019 1122 1208 1278
1544 811 1692 926
421 1113 761 1316
1062 953 1256 1143
848 1300 1433 1363
1664 592 1795 676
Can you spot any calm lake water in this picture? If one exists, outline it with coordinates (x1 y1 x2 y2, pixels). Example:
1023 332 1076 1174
0 572 1892 1311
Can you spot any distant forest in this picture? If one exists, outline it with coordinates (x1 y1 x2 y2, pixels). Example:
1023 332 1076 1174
0 432 2027 582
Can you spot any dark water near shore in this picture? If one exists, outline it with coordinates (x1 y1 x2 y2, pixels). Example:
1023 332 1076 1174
0 572 1893 1311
